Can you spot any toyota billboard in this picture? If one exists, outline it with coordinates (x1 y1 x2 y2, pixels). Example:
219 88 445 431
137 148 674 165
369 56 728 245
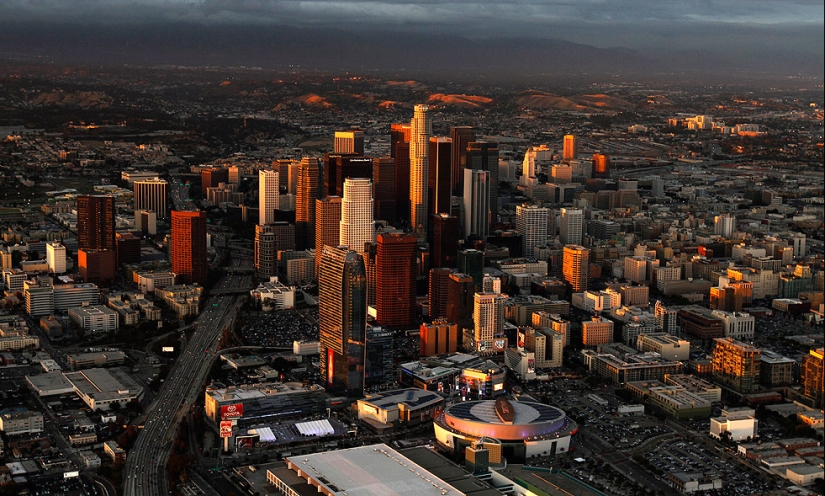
221 403 243 419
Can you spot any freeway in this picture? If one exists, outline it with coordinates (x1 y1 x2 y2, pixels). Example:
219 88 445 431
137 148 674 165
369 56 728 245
123 293 243 496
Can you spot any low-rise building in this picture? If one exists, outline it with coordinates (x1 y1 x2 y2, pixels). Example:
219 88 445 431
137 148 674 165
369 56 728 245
785 465 824 486
66 351 126 370
0 411 44 435
636 333 690 361
583 350 683 386
710 411 758 442
669 472 724 494
356 389 446 429
78 450 101 468
249 277 295 310
760 350 795 387
104 440 126 464
68 305 119 333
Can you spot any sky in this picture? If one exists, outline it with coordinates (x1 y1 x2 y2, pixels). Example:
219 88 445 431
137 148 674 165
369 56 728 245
0 0 822 74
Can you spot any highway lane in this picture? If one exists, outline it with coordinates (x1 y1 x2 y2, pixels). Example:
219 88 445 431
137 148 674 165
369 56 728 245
123 293 243 496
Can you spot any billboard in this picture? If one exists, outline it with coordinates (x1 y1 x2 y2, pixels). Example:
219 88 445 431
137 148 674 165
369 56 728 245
64 471 80 479
235 434 259 450
162 346 174 353
219 420 233 438
221 403 243 419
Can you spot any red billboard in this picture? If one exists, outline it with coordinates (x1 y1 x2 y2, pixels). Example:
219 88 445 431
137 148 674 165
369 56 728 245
219 420 233 438
221 403 244 419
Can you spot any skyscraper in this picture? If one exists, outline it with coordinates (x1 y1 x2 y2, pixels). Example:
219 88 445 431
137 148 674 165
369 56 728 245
133 178 168 219
339 178 374 253
258 169 279 226
323 154 373 198
254 223 295 277
372 156 396 221
171 210 208 286
465 141 499 223
334 129 365 155
315 196 342 275
592 153 610 179
428 137 452 219
430 213 459 269
46 242 66 275
447 272 475 330
473 292 507 353
457 249 484 291
391 124 412 223
516 204 549 259
521 145 551 186
295 157 322 250
563 245 590 294
450 126 475 196
563 134 578 161
77 195 116 251
420 320 459 357
319 246 367 397
802 348 824 409
559 208 583 245
428 267 452 320
462 168 491 241
375 233 418 329
714 213 736 239
410 104 431 238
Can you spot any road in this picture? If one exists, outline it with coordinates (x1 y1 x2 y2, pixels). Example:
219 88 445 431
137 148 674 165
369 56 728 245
123 292 243 496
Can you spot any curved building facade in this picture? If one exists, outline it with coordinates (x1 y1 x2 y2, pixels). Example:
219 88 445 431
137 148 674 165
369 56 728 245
434 399 577 462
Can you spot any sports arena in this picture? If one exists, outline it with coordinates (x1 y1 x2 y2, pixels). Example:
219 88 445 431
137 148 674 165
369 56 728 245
433 398 578 462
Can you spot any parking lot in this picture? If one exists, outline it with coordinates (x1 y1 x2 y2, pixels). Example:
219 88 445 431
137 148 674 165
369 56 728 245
239 309 319 348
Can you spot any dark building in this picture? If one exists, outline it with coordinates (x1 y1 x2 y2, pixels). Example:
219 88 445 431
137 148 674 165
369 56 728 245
428 268 452 320
295 157 322 250
430 214 459 269
78 249 116 285
450 126 475 196
428 137 453 220
447 272 475 330
76 195 116 282
171 210 208 286
392 125 412 224
373 156 397 222
115 232 141 266
323 153 373 198
457 249 484 291
319 246 367 398
420 320 459 357
201 167 229 189
592 153 610 179
365 326 394 387
465 141 499 222
376 233 418 329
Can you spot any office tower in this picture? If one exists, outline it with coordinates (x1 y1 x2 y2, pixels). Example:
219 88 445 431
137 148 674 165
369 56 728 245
430 214 459 268
78 249 116 285
450 126 475 196
77 195 116 251
391 124 412 223
228 166 241 184
133 178 168 219
170 210 208 286
462 169 491 240
532 311 571 346
711 338 761 394
201 167 228 190
465 141 499 222
46 242 66 274
714 214 735 239
457 249 484 291
315 196 342 275
375 233 418 329
516 204 549 259
521 145 551 186
373 156 396 221
428 137 452 219
339 178 374 253
562 134 577 161
791 233 806 258
446 272 475 330
559 208 583 246
410 104 431 238
334 129 365 155
582 317 614 347
420 319 459 357
563 245 590 294
323 154 373 198
295 157 322 250
135 210 157 236
802 348 824 409
255 224 277 277
654 301 679 334
115 232 141 266
592 153 610 179
318 246 367 397
365 326 394 387
258 169 279 226
429 267 452 319
473 292 507 353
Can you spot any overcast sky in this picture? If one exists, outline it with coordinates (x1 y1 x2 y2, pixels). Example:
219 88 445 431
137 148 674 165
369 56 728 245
1 0 822 67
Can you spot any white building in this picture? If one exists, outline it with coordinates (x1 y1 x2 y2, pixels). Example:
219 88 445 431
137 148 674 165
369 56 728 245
710 414 758 442
250 277 296 310
0 411 44 435
712 310 756 341
134 271 175 294
258 169 279 226
636 333 690 361
339 178 374 253
133 178 168 219
714 214 736 238
46 242 67 275
559 208 583 245
463 169 491 240
68 305 119 333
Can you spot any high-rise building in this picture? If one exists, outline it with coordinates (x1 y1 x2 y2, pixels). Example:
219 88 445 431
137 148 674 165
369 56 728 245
465 141 499 222
410 105 431 238
323 154 373 198
334 129 365 155
339 178 374 253
133 178 168 219
563 245 590 294
450 126 475 196
559 208 583 246
376 233 418 329
462 169 491 240
372 156 396 222
516 204 549 259
712 338 761 394
295 157 322 250
255 224 278 277
802 348 824 409
532 312 571 346
365 326 394 387
457 249 484 291
563 134 578 161
170 210 208 286
78 249 116 285
201 167 228 190
521 145 551 186
714 214 736 239
115 232 141 266
447 272 475 330
473 292 507 353
134 210 157 236
318 246 367 397
391 124 411 223
430 213 459 268
258 169 279 226
582 317 614 347
428 137 452 220
77 195 116 252
592 153 610 179
46 242 66 274
420 319 459 357
428 268 452 320
315 196 342 276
